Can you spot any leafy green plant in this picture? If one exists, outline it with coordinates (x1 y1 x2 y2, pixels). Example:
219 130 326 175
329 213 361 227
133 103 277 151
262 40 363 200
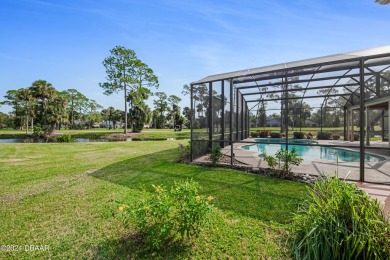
32 124 53 141
250 131 259 138
262 152 278 170
32 125 44 138
121 180 214 249
270 132 281 138
56 134 74 143
291 177 390 259
353 132 360 141
317 131 332 140
293 132 304 139
210 145 223 165
275 147 303 174
177 142 191 162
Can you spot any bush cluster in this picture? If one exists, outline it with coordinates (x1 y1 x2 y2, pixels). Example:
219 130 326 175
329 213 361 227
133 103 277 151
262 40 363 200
210 145 223 165
332 133 340 140
259 130 270 138
293 132 305 139
177 142 191 162
316 131 332 140
262 146 303 175
250 131 259 138
122 180 214 249
291 177 390 259
56 134 74 143
270 132 281 138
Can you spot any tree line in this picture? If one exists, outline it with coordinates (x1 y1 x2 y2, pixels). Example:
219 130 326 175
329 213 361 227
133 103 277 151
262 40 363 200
0 46 192 134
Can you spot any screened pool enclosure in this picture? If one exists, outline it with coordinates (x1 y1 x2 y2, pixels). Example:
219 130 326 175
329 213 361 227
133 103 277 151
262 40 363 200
190 46 390 183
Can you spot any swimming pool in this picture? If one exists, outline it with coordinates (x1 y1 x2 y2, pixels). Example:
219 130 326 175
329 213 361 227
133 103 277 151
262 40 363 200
242 142 385 163
255 138 318 145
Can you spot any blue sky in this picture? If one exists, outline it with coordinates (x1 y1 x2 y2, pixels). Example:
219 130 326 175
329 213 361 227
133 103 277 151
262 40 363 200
0 0 389 114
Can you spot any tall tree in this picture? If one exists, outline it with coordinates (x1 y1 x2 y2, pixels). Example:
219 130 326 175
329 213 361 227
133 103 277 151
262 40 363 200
153 92 168 128
375 0 390 5
127 87 151 131
182 107 191 128
73 93 88 129
62 89 86 128
29 80 67 135
86 100 103 129
17 88 35 134
167 95 182 129
99 46 159 134
257 101 267 127
101 106 116 129
2 90 24 129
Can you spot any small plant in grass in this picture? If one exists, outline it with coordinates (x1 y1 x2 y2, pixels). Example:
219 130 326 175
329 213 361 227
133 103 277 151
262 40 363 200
56 134 74 143
270 132 281 138
177 142 191 162
291 177 390 259
210 145 223 165
120 180 214 249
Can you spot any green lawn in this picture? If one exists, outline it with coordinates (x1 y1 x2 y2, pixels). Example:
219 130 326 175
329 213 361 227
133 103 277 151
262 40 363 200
0 128 191 140
0 140 307 259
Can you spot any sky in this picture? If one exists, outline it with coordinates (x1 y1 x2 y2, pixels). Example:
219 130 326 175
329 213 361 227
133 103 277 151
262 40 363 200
0 0 389 114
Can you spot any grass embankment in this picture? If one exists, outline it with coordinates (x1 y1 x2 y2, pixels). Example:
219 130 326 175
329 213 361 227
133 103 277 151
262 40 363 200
0 141 307 259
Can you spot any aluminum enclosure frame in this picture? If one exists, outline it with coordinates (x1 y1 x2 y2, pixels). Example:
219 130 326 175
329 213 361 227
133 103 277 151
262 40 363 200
190 46 390 182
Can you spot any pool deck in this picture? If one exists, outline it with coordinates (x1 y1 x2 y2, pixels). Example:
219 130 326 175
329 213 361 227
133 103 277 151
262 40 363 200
194 138 390 214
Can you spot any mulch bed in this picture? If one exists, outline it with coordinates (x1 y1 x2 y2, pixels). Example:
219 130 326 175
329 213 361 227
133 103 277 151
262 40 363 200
192 155 318 184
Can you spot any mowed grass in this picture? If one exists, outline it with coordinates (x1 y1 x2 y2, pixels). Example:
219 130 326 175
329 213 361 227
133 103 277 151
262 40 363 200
0 128 191 140
0 140 307 259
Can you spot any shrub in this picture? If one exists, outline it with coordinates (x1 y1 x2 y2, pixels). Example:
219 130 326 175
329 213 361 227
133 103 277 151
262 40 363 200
33 124 54 142
259 130 269 138
317 131 332 140
332 133 340 140
270 132 281 138
291 177 390 259
123 180 214 249
32 125 44 139
210 145 223 165
56 134 74 143
262 152 278 170
275 146 303 173
354 133 360 141
177 142 191 162
293 132 305 139
250 131 259 138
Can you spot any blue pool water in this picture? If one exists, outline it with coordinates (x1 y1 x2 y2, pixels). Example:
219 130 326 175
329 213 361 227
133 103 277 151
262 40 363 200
242 143 385 162
255 138 318 145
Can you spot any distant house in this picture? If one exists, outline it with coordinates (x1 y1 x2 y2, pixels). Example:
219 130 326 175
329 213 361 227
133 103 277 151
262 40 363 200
266 117 281 127
305 119 318 127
